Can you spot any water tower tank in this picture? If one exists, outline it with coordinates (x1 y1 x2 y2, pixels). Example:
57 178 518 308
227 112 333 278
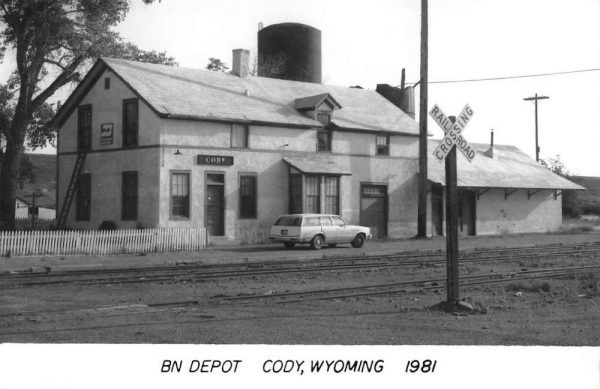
258 22 322 83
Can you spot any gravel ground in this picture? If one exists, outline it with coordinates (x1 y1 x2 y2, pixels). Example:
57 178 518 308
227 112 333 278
0 231 599 345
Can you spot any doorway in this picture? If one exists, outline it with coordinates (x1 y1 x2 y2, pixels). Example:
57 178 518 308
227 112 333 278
206 173 225 236
458 189 476 236
360 183 388 239
431 185 444 236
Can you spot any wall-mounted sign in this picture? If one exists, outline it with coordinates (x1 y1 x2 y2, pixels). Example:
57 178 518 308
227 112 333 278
198 155 234 166
100 123 113 145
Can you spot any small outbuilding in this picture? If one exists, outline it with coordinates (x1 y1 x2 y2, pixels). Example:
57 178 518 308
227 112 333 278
427 139 584 236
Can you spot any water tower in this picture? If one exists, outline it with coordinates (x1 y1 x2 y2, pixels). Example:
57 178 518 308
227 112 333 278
258 22 322 84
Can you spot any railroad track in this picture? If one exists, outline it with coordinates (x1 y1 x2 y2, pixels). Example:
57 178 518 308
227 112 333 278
3 263 597 326
1 241 600 289
214 263 600 305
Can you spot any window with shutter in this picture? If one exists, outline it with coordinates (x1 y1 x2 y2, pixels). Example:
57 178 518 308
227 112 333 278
239 174 257 218
123 98 138 148
77 105 92 150
121 171 138 221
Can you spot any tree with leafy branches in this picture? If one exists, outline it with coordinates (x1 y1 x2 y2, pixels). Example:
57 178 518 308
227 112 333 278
206 57 229 72
0 0 176 230
541 155 581 218
540 155 570 178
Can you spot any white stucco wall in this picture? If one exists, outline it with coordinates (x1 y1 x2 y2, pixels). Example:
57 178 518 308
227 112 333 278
58 149 160 229
155 146 419 241
476 189 562 234
425 187 563 237
57 67 163 229
155 117 420 241
58 68 160 154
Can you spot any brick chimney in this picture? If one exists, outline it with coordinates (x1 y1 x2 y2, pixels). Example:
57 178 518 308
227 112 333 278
232 49 250 78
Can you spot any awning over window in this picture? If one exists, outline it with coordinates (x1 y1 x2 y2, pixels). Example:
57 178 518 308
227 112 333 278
283 157 352 176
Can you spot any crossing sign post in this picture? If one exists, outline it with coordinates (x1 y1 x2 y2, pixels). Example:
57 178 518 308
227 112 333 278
429 104 475 304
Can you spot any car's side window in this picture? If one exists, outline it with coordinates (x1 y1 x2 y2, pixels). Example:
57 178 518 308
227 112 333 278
304 217 320 227
332 217 345 226
321 217 333 226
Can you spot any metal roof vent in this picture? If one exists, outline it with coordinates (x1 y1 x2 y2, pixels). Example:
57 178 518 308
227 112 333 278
484 129 497 159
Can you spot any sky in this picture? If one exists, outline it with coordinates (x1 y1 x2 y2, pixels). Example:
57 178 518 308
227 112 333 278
2 0 599 176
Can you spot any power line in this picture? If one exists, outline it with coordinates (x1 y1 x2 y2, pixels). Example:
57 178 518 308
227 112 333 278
403 67 600 86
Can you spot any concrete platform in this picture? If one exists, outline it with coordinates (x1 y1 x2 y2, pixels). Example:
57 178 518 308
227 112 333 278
1 231 599 274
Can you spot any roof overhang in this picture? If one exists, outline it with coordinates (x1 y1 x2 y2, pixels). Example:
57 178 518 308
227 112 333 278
427 178 586 191
283 157 352 175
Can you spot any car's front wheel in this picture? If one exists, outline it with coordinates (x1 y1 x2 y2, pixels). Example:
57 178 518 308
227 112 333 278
310 235 324 250
351 233 366 248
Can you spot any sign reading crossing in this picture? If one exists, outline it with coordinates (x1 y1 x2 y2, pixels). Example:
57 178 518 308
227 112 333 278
430 104 475 163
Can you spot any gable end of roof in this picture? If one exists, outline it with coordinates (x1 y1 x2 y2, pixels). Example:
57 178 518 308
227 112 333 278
49 58 165 129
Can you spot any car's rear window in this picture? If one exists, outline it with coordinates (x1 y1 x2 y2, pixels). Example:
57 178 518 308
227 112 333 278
274 216 302 226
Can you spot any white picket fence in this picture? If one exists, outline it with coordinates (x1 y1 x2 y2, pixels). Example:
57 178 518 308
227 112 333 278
0 228 207 257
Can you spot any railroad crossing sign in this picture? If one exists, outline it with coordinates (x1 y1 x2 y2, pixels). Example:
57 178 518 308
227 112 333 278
430 104 475 163
429 103 476 304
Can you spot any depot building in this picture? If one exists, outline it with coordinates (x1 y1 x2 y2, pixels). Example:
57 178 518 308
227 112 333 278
51 51 583 243
51 52 422 242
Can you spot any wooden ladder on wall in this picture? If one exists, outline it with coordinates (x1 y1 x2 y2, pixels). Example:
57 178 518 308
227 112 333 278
56 151 87 229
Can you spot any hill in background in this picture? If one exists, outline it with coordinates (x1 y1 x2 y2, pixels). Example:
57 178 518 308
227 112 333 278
568 175 600 216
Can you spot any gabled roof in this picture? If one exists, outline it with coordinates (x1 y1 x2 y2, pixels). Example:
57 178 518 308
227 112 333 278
428 140 584 190
51 57 419 135
295 93 342 111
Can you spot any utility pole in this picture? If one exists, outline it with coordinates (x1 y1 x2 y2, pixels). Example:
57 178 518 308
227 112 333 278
417 0 428 237
523 93 549 162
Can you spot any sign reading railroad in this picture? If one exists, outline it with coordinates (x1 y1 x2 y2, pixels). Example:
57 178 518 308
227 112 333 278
430 104 475 163
197 155 234 166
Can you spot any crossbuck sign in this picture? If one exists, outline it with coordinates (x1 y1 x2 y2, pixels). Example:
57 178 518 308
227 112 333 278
430 104 476 163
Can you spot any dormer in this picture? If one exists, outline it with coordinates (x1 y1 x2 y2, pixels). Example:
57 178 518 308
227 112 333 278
295 93 342 125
